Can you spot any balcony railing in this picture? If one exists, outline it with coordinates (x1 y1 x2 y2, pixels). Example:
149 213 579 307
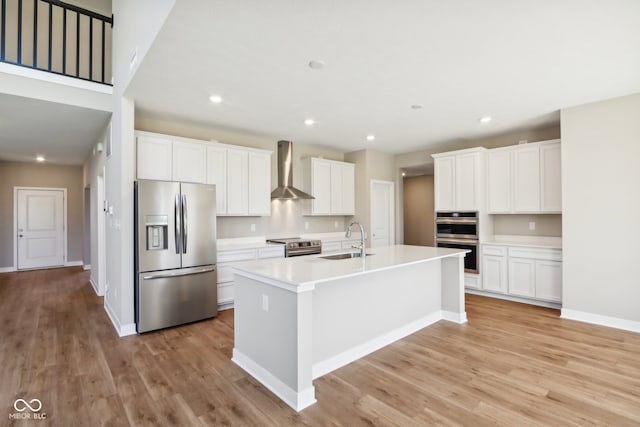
1 0 112 85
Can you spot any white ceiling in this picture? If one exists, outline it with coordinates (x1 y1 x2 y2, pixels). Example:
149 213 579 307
0 94 111 165
128 0 640 154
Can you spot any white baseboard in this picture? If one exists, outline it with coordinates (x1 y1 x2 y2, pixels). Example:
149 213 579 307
65 260 83 267
83 264 91 270
232 348 316 412
217 301 234 311
312 311 443 380
104 299 137 337
442 310 467 324
0 266 15 273
561 309 640 334
465 288 562 310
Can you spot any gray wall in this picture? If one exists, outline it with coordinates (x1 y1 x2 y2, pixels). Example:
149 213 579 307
0 160 84 268
403 175 434 246
561 92 640 324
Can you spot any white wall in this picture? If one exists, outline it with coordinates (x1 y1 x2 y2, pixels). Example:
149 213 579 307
561 93 640 330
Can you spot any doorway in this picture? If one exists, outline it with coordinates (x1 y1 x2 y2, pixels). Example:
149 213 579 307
14 187 67 270
403 175 435 246
370 180 395 247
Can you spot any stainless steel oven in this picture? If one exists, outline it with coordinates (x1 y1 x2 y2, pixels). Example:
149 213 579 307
435 212 479 274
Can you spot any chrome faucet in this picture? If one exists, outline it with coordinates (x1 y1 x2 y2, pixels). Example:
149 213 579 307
345 219 366 258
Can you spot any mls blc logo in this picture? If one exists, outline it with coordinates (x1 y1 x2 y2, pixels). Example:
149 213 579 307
9 398 46 420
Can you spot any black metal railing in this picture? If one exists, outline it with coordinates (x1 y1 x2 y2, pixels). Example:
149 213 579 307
0 0 112 85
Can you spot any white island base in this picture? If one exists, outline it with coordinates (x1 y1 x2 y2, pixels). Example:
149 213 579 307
231 245 467 411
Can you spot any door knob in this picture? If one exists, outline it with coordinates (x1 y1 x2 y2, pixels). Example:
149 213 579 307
19 234 23 238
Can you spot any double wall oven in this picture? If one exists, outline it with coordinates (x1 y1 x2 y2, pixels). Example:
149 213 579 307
435 212 479 274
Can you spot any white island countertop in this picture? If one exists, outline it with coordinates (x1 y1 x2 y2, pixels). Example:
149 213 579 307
233 245 467 290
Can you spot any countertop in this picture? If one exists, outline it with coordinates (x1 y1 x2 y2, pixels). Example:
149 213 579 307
217 237 278 251
483 235 562 249
232 244 467 288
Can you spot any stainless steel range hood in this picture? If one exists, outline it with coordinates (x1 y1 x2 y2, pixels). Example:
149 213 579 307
271 140 314 200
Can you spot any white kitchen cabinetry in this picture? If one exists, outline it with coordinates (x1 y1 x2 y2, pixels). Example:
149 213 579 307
136 131 272 217
303 158 355 216
206 145 227 215
217 245 285 308
173 140 207 184
248 152 273 216
478 243 562 304
486 139 561 214
481 245 507 293
432 148 485 212
136 133 173 181
540 141 562 212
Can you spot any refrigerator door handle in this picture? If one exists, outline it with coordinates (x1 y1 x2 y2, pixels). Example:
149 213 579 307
182 193 188 254
142 266 216 280
175 194 182 254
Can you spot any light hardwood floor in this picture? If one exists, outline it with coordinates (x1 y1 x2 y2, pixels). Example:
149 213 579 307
1 267 639 426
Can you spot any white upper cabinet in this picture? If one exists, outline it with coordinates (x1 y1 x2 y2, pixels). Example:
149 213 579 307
248 151 272 216
303 158 355 216
432 148 485 212
226 148 249 216
486 148 512 213
540 141 562 212
137 131 272 216
173 140 207 183
513 145 541 212
136 133 173 181
206 145 227 215
486 139 561 214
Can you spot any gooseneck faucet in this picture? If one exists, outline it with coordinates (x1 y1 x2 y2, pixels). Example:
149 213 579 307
345 219 366 258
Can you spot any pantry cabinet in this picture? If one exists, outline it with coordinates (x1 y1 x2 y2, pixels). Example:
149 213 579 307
303 158 355 216
432 148 486 211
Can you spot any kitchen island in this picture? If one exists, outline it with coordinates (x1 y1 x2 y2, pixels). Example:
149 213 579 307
231 245 468 411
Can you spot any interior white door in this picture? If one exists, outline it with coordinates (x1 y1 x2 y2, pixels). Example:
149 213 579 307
16 188 65 270
370 180 394 248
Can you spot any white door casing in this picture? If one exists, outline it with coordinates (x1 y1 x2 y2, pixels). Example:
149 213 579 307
370 180 394 248
14 187 67 270
97 171 106 295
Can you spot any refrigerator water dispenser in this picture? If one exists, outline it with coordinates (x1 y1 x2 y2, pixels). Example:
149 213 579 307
145 215 168 250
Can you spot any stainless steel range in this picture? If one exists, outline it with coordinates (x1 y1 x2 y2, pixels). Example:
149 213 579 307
266 238 322 257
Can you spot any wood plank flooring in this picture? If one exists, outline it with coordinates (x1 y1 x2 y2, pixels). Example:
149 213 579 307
1 267 639 426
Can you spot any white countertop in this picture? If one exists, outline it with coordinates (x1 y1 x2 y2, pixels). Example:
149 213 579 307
232 244 467 288
484 235 562 249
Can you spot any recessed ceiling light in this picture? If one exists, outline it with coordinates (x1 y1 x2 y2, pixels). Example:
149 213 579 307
36 155 45 162
402 172 406 177
304 118 315 126
209 94 223 104
308 60 326 70
411 104 424 110
366 134 376 141
479 116 492 124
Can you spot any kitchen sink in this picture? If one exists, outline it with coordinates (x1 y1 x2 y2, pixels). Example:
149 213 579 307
320 252 374 260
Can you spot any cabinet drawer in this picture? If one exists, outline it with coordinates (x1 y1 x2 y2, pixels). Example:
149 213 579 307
482 245 506 257
464 273 481 289
218 283 234 304
322 241 342 253
218 249 257 263
508 247 562 261
258 246 285 259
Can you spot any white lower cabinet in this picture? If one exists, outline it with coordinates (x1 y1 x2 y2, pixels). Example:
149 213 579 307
217 246 284 308
479 243 562 304
508 258 536 297
482 255 507 293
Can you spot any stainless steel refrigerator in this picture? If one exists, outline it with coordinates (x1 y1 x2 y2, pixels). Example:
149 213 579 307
134 180 217 333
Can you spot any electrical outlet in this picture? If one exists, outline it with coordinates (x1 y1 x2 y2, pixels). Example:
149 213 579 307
304 222 309 230
334 221 339 229
262 294 269 312
250 223 256 232
529 221 536 231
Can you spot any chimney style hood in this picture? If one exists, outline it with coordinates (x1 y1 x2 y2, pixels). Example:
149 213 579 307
271 140 314 200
